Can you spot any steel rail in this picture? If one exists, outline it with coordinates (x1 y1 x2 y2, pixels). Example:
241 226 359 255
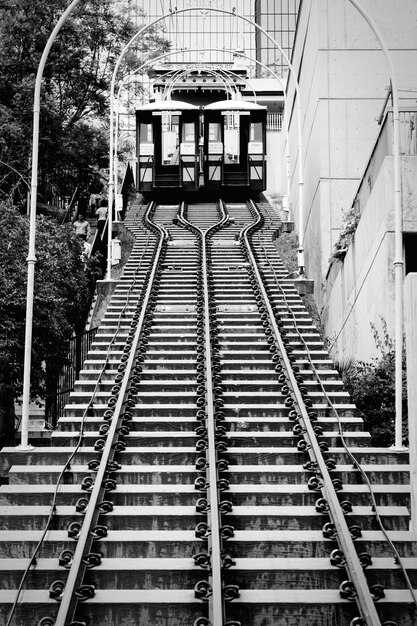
238 199 382 626
178 201 228 626
256 201 417 609
54 201 168 625
6 212 155 626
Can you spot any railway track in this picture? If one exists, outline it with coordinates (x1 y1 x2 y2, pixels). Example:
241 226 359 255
0 198 416 626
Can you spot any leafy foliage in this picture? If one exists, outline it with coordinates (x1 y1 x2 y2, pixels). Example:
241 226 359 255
330 202 361 262
0 0 170 203
0 202 97 405
338 320 407 446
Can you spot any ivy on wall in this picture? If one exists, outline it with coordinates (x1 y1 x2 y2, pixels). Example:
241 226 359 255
330 201 361 262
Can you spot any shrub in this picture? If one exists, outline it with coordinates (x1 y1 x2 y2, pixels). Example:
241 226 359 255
337 320 407 446
0 203 99 443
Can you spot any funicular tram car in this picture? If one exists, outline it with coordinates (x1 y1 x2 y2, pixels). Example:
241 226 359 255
203 100 267 192
135 99 267 194
136 100 200 193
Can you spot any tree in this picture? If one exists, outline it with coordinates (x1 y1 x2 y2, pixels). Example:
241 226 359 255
0 0 170 204
0 202 97 444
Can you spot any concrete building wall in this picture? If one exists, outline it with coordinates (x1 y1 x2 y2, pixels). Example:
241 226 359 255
285 0 417 316
323 156 417 362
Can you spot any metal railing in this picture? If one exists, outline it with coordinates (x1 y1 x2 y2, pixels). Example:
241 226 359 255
45 326 98 428
60 186 79 224
267 111 283 131
120 162 135 220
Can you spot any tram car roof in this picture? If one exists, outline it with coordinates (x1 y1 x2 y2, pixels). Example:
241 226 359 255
136 100 198 112
204 99 266 111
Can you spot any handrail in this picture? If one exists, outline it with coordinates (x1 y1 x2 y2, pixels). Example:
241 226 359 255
248 155 262 180
45 326 98 428
140 155 154 185
60 185 79 224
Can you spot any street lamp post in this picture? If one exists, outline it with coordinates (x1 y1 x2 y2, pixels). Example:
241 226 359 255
346 0 404 449
19 0 82 451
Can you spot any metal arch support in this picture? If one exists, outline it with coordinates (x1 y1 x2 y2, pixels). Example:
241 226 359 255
22 0 298 448
164 65 259 104
164 67 237 100
20 0 83 451
114 46 290 222
106 6 306 279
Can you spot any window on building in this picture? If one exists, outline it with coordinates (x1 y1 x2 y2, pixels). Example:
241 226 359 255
140 122 153 142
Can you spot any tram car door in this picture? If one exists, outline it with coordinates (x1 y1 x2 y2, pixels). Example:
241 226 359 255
136 101 199 193
204 100 267 192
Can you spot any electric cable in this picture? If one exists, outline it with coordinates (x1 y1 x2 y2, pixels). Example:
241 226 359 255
6 203 155 625
254 200 417 609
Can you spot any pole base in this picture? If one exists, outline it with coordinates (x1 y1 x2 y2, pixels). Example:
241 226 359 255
96 278 119 297
389 444 408 451
16 443 35 451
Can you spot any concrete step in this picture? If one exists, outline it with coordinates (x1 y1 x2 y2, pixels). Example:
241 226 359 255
0 482 410 508
6 463 409 488
0 529 414 559
2 556 415 591
0 200 413 626
0 505 409 533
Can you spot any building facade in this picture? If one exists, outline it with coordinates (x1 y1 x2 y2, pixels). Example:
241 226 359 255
255 0 300 78
120 0 299 79
285 0 417 361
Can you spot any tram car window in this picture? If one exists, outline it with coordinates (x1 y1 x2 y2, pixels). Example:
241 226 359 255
136 100 200 194
203 100 267 192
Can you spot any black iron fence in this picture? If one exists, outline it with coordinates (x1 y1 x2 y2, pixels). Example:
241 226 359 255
45 326 98 428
